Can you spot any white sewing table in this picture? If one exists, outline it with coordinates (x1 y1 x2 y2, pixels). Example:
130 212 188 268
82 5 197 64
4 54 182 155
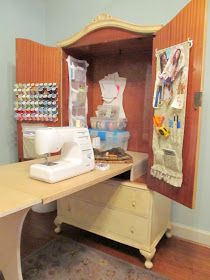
0 154 136 280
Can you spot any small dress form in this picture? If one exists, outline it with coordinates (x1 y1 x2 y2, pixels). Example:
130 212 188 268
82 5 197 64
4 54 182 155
99 73 127 119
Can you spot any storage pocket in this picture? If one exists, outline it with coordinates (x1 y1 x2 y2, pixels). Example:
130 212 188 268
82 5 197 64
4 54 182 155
163 149 179 172
77 90 86 106
71 88 87 106
154 150 164 166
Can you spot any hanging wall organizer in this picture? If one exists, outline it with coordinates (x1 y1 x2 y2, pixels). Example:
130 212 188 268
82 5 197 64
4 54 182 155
151 40 192 187
66 56 89 128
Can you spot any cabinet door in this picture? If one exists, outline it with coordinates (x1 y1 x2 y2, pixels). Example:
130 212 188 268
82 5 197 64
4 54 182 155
147 0 208 208
16 39 64 160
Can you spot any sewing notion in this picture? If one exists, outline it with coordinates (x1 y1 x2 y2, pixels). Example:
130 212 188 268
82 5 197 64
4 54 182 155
14 83 58 122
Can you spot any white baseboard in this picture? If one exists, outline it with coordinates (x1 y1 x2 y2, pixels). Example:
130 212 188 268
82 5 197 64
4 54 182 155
171 222 210 247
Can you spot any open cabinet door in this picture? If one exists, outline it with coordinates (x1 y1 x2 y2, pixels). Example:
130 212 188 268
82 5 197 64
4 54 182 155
147 0 208 208
16 39 64 160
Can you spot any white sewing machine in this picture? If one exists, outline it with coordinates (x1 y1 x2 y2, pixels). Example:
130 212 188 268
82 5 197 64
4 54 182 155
30 127 95 183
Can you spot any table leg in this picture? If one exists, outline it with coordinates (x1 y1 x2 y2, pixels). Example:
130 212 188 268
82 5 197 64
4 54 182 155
0 208 30 280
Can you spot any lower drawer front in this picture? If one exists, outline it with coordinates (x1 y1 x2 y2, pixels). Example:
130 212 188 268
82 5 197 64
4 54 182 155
70 180 151 218
59 197 150 245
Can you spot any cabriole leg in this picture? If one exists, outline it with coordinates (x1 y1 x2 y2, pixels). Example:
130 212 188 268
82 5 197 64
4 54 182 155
139 248 156 269
166 224 172 238
54 217 62 234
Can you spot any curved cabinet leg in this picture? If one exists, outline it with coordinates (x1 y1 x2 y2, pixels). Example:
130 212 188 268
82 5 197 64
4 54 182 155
139 248 156 269
54 217 62 234
0 208 30 280
166 224 172 238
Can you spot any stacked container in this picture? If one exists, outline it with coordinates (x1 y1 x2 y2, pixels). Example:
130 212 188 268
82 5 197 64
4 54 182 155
89 105 130 151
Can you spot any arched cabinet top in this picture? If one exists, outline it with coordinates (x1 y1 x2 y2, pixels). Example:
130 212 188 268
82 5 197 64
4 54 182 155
57 13 162 48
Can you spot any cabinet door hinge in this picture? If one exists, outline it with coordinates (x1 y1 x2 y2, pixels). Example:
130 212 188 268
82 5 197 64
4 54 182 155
194 92 203 109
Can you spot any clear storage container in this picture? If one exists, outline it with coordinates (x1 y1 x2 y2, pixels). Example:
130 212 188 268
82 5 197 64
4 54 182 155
89 129 130 151
90 117 127 131
96 105 119 119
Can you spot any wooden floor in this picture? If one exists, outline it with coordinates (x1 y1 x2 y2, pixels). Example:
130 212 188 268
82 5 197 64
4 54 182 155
21 210 210 280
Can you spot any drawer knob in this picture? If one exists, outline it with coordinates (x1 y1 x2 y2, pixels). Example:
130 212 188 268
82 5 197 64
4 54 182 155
132 201 136 207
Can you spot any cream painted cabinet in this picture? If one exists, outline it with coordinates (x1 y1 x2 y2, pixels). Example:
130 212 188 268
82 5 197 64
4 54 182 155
55 179 171 268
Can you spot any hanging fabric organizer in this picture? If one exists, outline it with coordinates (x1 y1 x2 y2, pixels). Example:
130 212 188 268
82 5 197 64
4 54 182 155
66 56 89 127
151 40 192 187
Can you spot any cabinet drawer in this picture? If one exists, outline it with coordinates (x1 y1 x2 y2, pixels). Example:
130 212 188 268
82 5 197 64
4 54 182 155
70 180 151 218
59 197 150 245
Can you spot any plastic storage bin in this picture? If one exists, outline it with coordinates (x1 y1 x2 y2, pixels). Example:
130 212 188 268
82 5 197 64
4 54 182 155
32 201 57 213
90 117 127 131
96 105 119 119
89 129 130 151
22 125 44 159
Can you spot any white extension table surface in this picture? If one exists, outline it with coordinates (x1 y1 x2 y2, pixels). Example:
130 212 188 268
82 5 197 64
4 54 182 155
0 153 140 280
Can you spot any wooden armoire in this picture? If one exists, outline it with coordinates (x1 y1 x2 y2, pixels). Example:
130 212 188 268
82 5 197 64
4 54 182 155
16 0 207 268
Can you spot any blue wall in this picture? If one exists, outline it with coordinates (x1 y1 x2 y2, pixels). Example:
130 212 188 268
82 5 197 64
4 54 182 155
45 0 189 45
0 0 46 163
44 0 210 233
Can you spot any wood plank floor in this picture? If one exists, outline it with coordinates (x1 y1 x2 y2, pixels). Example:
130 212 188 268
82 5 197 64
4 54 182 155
21 210 210 280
